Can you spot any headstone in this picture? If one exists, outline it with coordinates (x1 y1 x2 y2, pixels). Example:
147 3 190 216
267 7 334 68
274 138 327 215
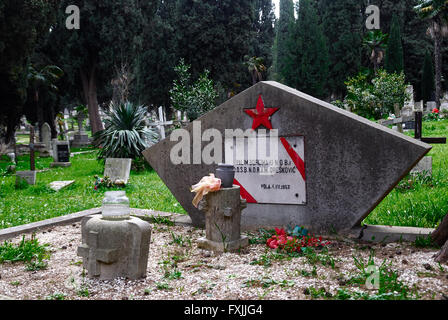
404 85 414 108
50 140 71 167
427 101 437 111
414 100 424 112
16 171 36 186
104 158 132 184
400 106 413 117
142 81 431 234
410 156 432 177
77 191 151 280
49 180 75 192
40 123 52 157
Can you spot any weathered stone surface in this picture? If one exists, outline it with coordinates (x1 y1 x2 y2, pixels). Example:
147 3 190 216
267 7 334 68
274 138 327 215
197 186 248 252
78 215 151 280
143 81 431 234
104 158 132 184
40 123 51 157
51 140 71 166
410 156 432 177
49 180 75 191
16 171 36 186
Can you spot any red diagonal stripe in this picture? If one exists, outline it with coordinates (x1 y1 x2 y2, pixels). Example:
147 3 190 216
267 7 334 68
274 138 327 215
233 179 257 203
280 137 306 181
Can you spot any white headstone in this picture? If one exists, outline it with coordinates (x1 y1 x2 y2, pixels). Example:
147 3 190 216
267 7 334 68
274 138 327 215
104 158 132 184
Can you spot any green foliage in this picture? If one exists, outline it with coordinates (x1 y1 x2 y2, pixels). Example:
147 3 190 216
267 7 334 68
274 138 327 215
273 0 295 83
0 235 50 270
94 102 158 160
283 0 329 98
421 50 435 102
318 0 363 98
384 15 404 74
344 69 409 120
170 59 218 121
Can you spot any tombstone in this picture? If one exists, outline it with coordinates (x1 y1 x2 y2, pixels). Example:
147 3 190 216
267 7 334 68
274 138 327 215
404 85 414 108
16 171 36 186
49 180 75 192
142 81 431 234
410 156 432 177
50 140 71 167
427 101 437 112
71 113 90 147
104 158 132 184
40 123 52 157
77 191 152 280
414 100 424 112
400 106 413 118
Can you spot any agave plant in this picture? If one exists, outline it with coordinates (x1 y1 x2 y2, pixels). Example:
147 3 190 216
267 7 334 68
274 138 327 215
94 102 158 160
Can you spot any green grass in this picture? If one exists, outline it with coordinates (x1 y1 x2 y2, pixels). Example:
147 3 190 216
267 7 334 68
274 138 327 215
0 150 185 229
0 234 50 270
364 118 448 228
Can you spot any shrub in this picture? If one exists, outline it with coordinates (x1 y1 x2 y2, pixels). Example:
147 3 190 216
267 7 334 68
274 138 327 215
94 102 158 160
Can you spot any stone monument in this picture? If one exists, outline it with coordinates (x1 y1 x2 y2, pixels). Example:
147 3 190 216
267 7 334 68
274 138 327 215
40 123 52 157
50 139 71 167
104 158 132 184
77 191 152 280
197 185 248 252
143 81 431 234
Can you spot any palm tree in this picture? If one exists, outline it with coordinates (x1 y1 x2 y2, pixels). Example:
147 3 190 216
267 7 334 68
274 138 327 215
363 30 389 75
27 64 64 140
244 56 267 85
415 0 448 107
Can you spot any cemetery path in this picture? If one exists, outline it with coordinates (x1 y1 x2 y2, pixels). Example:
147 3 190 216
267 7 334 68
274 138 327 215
0 222 447 300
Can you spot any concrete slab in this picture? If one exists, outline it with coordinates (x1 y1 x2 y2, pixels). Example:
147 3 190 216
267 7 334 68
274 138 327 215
356 224 434 243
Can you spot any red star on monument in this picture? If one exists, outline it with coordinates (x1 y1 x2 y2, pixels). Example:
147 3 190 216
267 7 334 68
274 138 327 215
244 95 279 130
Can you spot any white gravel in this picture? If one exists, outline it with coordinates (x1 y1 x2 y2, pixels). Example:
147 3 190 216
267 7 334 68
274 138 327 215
0 222 447 300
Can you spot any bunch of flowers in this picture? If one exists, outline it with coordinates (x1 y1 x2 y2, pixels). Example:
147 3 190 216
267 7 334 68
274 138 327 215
93 175 125 190
266 226 330 253
425 108 440 121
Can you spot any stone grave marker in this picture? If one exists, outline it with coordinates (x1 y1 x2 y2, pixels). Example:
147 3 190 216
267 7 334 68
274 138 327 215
143 81 431 234
104 158 132 184
40 122 52 157
49 180 75 191
427 101 437 111
50 140 71 167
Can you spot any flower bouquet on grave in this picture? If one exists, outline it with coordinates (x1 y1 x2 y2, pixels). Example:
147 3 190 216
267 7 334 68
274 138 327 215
190 174 221 208
93 175 126 190
266 226 330 253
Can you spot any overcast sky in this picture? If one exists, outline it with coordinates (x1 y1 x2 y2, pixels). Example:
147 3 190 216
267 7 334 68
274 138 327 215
273 0 280 18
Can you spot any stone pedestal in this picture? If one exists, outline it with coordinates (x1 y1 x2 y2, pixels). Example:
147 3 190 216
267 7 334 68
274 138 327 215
16 171 36 186
71 132 90 148
77 191 152 280
197 185 248 252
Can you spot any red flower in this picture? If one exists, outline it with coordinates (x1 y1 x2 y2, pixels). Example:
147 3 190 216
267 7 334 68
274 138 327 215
433 108 439 114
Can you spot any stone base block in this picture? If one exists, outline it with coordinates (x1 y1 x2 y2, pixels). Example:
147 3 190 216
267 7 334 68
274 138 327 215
410 156 432 177
78 215 151 280
16 171 36 186
50 162 71 168
197 236 249 253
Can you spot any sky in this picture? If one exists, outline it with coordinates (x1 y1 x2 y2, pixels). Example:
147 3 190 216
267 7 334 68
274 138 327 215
273 0 280 18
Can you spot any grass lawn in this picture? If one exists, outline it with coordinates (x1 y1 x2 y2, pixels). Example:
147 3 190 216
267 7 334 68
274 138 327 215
1 118 448 231
0 149 185 230
364 118 448 228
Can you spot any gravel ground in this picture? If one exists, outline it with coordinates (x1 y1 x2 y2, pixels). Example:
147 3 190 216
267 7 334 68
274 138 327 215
0 221 447 300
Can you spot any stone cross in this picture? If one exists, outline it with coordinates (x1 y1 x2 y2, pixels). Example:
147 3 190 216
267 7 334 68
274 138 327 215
148 106 173 140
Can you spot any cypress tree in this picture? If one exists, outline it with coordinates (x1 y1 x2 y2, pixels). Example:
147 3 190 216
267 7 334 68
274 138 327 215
421 50 435 103
319 0 363 100
384 15 404 74
285 0 329 98
274 0 295 83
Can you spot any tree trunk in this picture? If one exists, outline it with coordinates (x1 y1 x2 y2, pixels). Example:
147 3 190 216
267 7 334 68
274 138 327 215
435 240 448 263
35 90 44 142
80 66 104 136
432 213 448 246
433 21 442 108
